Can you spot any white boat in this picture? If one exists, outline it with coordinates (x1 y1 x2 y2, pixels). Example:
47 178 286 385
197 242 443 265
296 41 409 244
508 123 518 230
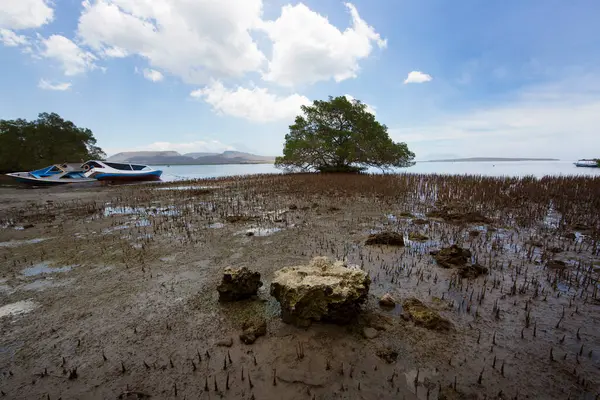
81 160 163 181
574 159 599 168
5 164 97 185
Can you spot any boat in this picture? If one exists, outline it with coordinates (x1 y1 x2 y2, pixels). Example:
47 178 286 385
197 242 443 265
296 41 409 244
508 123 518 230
574 159 599 168
81 160 163 181
5 164 97 185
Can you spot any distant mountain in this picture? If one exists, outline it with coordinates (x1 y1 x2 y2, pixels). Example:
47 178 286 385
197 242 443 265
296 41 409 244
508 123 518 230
107 151 275 165
426 157 560 162
184 152 219 159
108 151 180 163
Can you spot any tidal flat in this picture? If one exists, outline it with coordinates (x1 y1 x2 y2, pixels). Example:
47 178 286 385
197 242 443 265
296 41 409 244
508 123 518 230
0 173 598 399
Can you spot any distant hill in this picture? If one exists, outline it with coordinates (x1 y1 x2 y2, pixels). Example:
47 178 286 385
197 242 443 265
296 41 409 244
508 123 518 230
426 157 560 162
107 150 275 165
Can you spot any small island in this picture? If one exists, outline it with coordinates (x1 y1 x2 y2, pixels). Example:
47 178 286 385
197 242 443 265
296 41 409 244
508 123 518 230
425 157 560 162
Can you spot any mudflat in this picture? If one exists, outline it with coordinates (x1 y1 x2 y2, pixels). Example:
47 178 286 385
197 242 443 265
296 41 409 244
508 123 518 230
0 173 598 399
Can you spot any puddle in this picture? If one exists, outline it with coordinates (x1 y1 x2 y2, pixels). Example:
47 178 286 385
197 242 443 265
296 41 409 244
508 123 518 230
0 280 12 294
103 206 180 217
135 219 152 227
209 222 225 229
155 185 217 191
404 367 439 399
102 224 130 234
0 238 49 248
0 300 37 318
386 214 398 222
21 262 74 277
22 278 73 291
242 227 282 237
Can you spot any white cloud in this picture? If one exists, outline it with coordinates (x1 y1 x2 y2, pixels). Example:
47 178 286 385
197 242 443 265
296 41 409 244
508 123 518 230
0 28 28 47
77 0 266 84
260 3 386 87
344 94 376 115
38 79 72 91
0 0 53 30
143 68 163 82
192 81 311 122
404 71 432 84
41 34 97 75
391 76 600 159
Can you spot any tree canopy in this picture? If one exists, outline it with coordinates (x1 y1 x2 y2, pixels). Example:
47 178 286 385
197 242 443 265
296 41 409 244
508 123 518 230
0 112 105 173
275 96 415 173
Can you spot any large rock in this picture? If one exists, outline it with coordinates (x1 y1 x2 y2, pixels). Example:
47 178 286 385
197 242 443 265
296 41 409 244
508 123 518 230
430 245 471 268
217 267 263 302
270 257 371 327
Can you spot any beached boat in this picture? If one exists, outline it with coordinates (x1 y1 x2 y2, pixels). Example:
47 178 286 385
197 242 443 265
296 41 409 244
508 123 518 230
5 164 97 185
81 160 163 181
574 159 599 168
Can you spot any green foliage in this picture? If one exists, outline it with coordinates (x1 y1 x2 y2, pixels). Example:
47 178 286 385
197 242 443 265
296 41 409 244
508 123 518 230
0 113 105 173
597 159 600 168
275 96 415 173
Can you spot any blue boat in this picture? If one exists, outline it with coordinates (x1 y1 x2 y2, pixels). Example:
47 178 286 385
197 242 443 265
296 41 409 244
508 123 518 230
81 160 163 182
5 164 97 185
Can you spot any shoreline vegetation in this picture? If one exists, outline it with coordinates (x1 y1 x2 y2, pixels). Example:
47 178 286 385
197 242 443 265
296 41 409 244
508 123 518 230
0 172 598 399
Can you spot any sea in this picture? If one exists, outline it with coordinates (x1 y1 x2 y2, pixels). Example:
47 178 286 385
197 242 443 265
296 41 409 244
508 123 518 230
155 160 600 182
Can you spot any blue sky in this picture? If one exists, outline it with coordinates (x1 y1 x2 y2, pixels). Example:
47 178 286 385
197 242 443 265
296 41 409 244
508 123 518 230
1 0 599 160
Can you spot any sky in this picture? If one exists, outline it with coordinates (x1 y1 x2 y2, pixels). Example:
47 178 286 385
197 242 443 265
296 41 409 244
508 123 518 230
1 0 599 160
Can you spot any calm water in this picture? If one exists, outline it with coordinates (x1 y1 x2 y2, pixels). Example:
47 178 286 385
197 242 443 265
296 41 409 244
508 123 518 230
154 161 600 182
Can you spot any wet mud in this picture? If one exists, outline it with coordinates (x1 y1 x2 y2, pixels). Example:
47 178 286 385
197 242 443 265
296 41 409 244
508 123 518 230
0 173 599 399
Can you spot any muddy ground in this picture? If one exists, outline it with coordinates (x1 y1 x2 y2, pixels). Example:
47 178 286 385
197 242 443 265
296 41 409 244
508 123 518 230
0 173 599 399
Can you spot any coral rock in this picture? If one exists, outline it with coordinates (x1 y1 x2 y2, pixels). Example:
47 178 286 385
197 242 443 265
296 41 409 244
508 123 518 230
239 318 267 344
365 232 404 246
431 245 471 268
217 267 262 302
402 298 452 331
379 293 396 308
270 257 370 327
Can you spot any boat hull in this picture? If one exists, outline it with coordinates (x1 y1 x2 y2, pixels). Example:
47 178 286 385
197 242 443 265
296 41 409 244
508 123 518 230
5 173 96 186
91 170 163 182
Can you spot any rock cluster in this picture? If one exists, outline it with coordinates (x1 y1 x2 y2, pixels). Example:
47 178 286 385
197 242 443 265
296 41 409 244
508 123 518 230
216 267 263 302
431 245 488 278
430 245 472 268
270 257 370 327
365 232 404 246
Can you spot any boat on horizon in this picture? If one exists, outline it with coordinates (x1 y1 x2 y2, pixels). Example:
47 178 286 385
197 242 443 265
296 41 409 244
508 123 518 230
81 160 163 181
574 159 599 168
5 164 97 185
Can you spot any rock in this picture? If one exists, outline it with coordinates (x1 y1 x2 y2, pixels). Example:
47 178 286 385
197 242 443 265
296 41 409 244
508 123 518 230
379 293 396 308
458 263 488 279
365 232 404 246
217 267 263 302
412 218 429 225
399 212 414 218
239 318 267 344
468 230 480 237
245 231 255 237
564 232 577 240
376 348 398 364
549 246 564 253
431 245 471 268
402 298 452 331
427 208 490 224
526 240 543 247
216 337 233 347
547 260 566 270
363 327 379 339
22 224 35 229
289 204 298 210
270 257 370 327
225 215 257 223
408 232 429 241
